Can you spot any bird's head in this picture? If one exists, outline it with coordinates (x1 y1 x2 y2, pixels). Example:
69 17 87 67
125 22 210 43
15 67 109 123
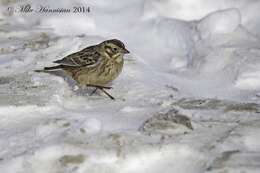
100 39 130 58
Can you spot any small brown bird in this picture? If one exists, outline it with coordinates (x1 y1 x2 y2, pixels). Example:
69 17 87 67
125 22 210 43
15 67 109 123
36 39 130 100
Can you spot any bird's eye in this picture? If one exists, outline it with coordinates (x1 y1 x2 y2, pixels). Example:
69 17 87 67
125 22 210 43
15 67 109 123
113 48 118 51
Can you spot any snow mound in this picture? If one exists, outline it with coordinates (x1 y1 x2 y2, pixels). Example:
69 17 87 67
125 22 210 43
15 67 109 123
144 0 260 37
197 8 241 39
125 17 196 71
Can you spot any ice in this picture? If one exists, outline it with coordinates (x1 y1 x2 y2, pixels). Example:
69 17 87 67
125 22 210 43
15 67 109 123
1 0 260 172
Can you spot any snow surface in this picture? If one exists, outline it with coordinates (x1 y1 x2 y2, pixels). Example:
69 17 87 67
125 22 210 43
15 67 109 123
0 0 260 172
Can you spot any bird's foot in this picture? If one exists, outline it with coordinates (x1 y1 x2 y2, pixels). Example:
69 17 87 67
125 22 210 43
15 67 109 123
87 84 115 100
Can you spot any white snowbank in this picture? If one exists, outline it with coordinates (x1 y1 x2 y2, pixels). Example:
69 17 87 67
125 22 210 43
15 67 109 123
144 0 260 36
197 8 241 39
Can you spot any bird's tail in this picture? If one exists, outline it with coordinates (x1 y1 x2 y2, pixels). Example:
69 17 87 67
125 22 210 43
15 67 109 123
34 65 63 72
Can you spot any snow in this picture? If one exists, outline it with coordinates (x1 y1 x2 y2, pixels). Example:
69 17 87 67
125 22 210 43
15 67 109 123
197 8 241 39
81 118 102 134
0 0 260 172
144 0 260 37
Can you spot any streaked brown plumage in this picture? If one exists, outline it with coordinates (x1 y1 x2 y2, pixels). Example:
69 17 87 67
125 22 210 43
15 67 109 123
36 39 130 99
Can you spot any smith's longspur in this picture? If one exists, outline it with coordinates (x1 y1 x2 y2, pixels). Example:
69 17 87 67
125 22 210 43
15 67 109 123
36 39 130 100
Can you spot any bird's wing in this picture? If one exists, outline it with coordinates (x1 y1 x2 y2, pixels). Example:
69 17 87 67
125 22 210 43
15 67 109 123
53 46 101 67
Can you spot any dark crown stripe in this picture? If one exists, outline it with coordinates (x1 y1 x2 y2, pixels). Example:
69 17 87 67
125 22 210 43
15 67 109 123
106 39 125 48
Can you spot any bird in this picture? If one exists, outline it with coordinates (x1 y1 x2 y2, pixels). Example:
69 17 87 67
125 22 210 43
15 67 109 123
35 39 130 100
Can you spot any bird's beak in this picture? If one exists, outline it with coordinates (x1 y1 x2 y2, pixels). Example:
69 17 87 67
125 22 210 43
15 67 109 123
122 48 130 54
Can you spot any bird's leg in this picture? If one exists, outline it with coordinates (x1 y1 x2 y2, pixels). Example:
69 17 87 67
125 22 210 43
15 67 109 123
86 84 115 100
90 88 98 96
98 87 115 100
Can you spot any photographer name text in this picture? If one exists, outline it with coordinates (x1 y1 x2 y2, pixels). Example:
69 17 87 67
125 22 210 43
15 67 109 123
7 4 91 14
